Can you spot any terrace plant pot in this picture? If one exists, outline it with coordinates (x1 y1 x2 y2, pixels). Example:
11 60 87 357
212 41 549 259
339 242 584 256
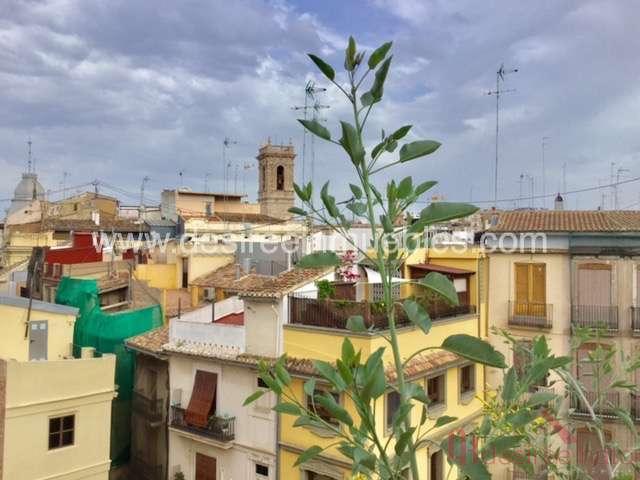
331 281 356 301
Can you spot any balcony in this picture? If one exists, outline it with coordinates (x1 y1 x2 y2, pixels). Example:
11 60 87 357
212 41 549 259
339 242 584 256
632 307 640 336
571 305 618 332
170 406 235 443
130 454 163 480
288 295 476 330
570 390 621 419
132 391 165 425
508 301 552 329
510 470 548 480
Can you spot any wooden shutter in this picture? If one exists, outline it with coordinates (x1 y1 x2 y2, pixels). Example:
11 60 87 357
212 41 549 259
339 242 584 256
185 370 217 428
531 264 546 304
515 264 529 303
195 453 217 480
578 263 612 306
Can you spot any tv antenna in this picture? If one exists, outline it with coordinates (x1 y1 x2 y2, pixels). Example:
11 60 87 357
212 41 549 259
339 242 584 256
541 137 550 209
139 176 150 219
222 137 237 195
27 137 33 173
292 81 329 186
487 63 518 207
178 169 185 188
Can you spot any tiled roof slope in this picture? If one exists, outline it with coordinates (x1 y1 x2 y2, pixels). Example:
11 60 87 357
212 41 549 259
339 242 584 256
490 210 640 233
238 267 333 298
126 325 168 354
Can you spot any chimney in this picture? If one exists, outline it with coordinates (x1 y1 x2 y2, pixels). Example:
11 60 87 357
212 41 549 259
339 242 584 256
554 193 564 211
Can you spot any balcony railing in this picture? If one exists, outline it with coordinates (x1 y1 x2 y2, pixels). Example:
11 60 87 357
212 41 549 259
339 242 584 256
570 390 621 418
632 307 640 336
631 393 640 423
288 295 475 330
508 301 553 329
170 406 235 443
130 454 163 480
571 305 618 332
510 470 548 480
132 391 165 424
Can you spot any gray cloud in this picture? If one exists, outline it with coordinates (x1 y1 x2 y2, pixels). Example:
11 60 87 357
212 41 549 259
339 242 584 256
0 0 639 212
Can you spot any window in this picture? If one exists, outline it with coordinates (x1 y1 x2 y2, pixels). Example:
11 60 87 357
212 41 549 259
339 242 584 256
307 388 340 427
514 263 546 310
49 414 75 450
459 365 475 397
276 165 285 191
427 374 446 408
430 450 443 480
255 463 269 478
385 390 401 433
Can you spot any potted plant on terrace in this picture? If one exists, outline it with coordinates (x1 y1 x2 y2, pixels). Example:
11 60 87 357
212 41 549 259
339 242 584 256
332 249 360 300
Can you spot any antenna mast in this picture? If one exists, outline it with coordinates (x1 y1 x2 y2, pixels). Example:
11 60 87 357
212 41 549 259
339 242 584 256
139 176 150 220
487 63 518 207
292 81 329 186
27 137 33 173
222 137 238 195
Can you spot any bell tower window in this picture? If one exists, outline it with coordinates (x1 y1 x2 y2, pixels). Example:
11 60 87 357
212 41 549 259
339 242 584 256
276 165 285 191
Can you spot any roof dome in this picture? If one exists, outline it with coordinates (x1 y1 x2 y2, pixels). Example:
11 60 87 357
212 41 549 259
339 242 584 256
7 172 45 216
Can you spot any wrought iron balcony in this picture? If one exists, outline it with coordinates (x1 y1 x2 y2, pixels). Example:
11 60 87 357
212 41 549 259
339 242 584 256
632 307 640 336
631 393 640 423
288 294 475 330
510 470 548 480
130 453 163 480
571 305 618 332
170 406 235 443
132 391 165 424
570 390 621 419
508 301 552 329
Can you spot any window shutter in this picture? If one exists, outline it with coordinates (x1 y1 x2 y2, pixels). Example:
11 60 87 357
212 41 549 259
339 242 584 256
185 370 217 428
515 264 529 303
530 264 546 304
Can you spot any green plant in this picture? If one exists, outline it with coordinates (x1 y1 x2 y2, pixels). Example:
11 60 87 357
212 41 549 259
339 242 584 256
316 279 335 300
244 37 538 480
174 472 185 480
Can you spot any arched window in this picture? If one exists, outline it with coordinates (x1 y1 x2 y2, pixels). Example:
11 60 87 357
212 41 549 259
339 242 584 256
276 165 285 191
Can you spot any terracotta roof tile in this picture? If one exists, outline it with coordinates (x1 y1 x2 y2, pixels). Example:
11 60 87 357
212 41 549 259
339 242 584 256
387 350 461 382
190 262 239 288
489 210 640 233
238 267 333 298
125 325 168 354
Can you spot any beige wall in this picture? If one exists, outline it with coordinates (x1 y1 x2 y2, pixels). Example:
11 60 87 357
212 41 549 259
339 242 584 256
2 355 116 480
0 303 76 361
168 356 276 480
244 299 282 358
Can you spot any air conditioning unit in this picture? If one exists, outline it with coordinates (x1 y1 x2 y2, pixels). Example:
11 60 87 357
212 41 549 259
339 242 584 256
203 288 215 300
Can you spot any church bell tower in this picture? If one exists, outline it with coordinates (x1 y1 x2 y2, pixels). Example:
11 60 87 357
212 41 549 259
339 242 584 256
257 141 295 220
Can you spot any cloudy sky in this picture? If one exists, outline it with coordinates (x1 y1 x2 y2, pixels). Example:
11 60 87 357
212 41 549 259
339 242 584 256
1 0 639 212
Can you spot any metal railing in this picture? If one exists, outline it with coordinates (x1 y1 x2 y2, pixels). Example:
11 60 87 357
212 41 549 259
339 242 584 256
631 393 640 423
132 391 165 423
508 301 553 329
170 406 235 442
510 470 548 480
130 454 163 480
288 295 475 330
570 390 621 418
632 307 640 336
571 305 619 331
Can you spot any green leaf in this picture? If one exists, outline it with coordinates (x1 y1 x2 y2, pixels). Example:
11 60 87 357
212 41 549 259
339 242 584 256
349 183 363 199
258 372 282 394
441 334 507 369
399 139 441 162
402 299 432 334
314 360 347 391
420 271 459 305
303 378 316 397
371 139 386 159
293 182 310 202
497 450 534 474
414 180 437 197
273 402 301 415
345 35 356 71
443 434 490 480
368 41 392 69
368 56 392 103
380 214 394 233
391 125 412 140
346 315 367 332
527 391 556 407
394 427 415 456
294 445 324 467
297 251 340 268
346 201 367 217
298 118 331 141
316 393 353 426
502 368 517 403
339 121 365 166
360 91 375 107
288 207 307 216
481 435 524 460
405 382 430 404
274 360 292 386
308 54 335 81
243 389 265 406
293 415 327 431
341 338 355 365
361 365 386 400
397 176 413 199
505 409 535 428
420 201 478 224
434 415 458 428
336 359 353 385
320 181 339 217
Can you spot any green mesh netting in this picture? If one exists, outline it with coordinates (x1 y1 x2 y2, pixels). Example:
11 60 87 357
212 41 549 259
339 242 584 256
55 276 163 467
